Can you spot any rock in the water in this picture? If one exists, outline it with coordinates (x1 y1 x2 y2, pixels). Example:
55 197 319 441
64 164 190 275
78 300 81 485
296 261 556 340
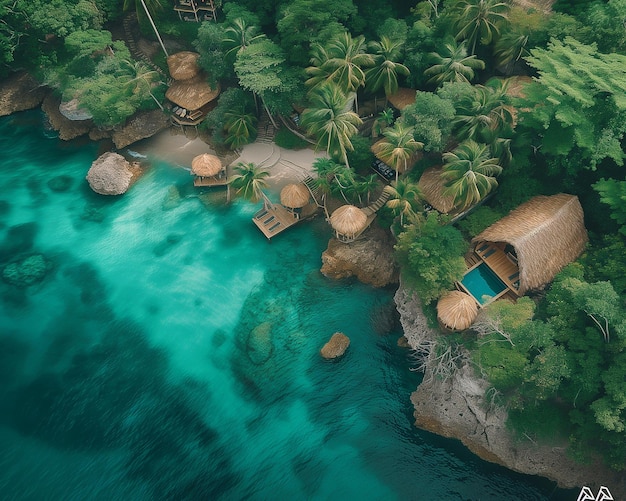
246 321 274 365
112 109 169 149
320 332 350 359
321 226 398 288
162 186 182 210
47 175 73 192
86 152 134 195
2 254 50 287
0 72 48 116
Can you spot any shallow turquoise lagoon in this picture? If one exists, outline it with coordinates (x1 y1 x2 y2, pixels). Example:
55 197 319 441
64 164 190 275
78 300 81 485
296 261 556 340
0 112 574 500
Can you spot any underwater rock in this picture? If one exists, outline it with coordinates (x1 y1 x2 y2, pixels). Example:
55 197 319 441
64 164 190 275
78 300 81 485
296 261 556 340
163 186 182 210
320 332 350 359
321 226 398 288
86 152 134 195
2 254 50 287
47 175 73 192
246 322 274 365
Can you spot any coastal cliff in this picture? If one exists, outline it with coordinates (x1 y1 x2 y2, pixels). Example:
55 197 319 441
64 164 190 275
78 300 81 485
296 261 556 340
394 282 626 498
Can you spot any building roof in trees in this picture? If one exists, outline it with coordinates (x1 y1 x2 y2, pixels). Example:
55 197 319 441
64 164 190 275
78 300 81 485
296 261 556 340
165 74 220 111
167 51 201 80
473 194 588 294
437 290 478 331
418 165 457 215
387 87 417 110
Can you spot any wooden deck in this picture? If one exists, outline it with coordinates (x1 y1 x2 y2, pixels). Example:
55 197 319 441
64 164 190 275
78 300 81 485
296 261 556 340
475 242 521 296
193 175 228 187
252 204 300 239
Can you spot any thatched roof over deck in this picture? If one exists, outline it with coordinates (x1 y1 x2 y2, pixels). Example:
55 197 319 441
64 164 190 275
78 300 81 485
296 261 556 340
418 165 457 214
330 205 367 236
165 75 220 110
387 88 417 110
473 194 588 294
167 51 201 81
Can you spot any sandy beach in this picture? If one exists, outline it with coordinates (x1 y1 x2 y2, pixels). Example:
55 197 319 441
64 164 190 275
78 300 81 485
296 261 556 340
134 129 327 194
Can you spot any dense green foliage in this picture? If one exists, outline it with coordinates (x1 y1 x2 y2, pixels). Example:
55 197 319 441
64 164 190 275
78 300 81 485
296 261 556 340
2 0 626 474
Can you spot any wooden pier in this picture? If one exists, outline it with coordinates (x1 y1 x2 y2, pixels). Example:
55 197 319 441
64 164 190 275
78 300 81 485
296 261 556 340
252 204 300 239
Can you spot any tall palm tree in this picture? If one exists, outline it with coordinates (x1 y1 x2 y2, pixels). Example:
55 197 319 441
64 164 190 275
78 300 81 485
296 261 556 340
300 83 362 169
371 107 395 138
365 36 410 106
229 162 269 203
494 31 530 73
124 0 168 57
223 107 258 149
384 180 423 227
424 40 485 86
452 0 510 55
223 18 266 60
372 123 423 182
441 140 503 210
306 33 374 114
121 59 164 110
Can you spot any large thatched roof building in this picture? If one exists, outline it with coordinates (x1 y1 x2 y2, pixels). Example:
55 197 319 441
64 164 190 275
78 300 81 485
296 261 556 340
418 165 457 215
473 193 588 295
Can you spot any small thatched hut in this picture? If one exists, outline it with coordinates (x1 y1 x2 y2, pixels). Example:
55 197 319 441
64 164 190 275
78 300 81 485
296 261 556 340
387 88 417 111
473 194 588 295
418 165 457 215
191 153 222 178
330 205 368 242
280 183 310 210
437 290 479 331
167 51 201 80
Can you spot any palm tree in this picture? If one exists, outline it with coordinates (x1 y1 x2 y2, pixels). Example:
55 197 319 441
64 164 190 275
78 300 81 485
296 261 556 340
229 162 270 203
365 36 410 106
223 18 266 60
424 40 485 86
384 180 423 227
121 59 164 110
371 107 395 138
358 174 380 204
452 0 510 55
124 0 168 57
223 107 258 149
300 83 362 169
453 79 514 143
441 140 503 210
306 33 374 114
372 123 423 182
494 31 530 73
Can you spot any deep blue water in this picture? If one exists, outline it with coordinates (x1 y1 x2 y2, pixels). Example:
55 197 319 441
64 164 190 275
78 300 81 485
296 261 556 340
0 111 577 500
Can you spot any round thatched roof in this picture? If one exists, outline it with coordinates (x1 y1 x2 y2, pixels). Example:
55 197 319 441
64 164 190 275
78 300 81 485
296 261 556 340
167 51 201 80
330 205 367 236
280 183 309 208
437 290 478 331
191 153 222 177
165 75 220 110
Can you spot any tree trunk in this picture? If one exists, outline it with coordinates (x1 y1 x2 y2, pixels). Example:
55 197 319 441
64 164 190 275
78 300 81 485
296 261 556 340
141 0 168 58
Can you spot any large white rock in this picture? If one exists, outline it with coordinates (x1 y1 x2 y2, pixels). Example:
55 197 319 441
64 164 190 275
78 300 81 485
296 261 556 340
86 152 134 195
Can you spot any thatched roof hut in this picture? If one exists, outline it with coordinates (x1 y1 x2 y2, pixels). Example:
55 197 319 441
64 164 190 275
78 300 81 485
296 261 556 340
418 165 457 214
437 291 479 331
280 183 310 209
473 194 588 294
165 75 220 111
330 205 367 238
191 153 222 177
167 51 201 81
387 87 417 110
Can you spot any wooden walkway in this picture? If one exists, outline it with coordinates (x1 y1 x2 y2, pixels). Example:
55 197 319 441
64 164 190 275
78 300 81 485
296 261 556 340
193 176 228 187
252 204 300 239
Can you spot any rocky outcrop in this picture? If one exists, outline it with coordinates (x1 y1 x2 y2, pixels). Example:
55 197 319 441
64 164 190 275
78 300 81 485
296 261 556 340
2 254 51 287
320 332 350 359
42 93 94 141
321 226 398 288
111 109 169 149
86 152 137 195
0 72 48 116
395 281 626 498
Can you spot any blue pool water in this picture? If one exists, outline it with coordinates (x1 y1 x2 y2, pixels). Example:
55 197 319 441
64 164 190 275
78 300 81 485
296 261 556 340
461 262 508 305
0 111 576 500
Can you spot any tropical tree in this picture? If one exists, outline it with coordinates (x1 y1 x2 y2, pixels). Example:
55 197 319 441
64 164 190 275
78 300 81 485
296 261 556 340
384 180 423 227
365 36 410 106
222 17 266 60
120 59 164 110
441 140 503 210
229 162 270 203
371 107 395 138
223 107 258 149
372 123 423 182
123 0 168 57
452 0 510 55
300 83 362 168
424 40 485 86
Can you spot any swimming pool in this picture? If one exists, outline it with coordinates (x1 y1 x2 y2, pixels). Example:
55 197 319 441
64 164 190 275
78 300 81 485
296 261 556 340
460 262 508 305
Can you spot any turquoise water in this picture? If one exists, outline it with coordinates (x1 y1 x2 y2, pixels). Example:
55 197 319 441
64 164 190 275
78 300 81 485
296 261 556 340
0 111 575 500
461 263 508 305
